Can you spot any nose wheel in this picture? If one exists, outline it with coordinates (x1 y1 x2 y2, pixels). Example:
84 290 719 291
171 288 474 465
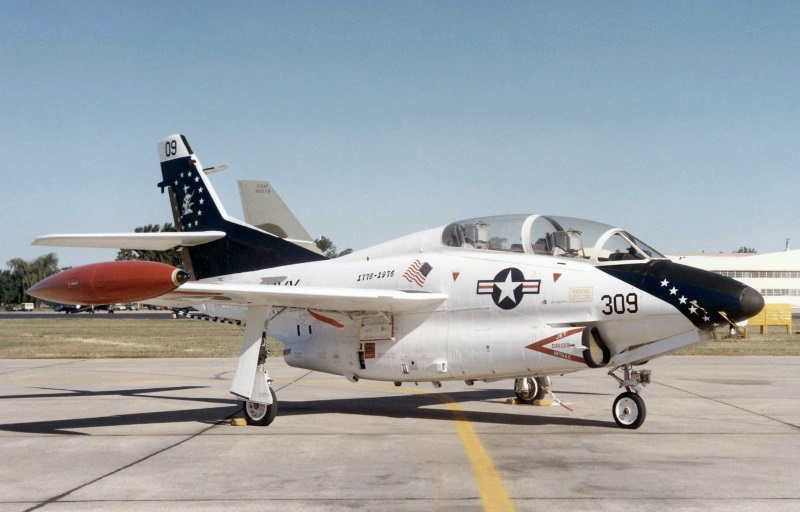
609 365 651 429
612 391 646 429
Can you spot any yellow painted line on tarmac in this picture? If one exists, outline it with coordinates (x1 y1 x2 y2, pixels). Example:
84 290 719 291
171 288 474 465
298 379 515 512
2 371 514 510
407 388 516 512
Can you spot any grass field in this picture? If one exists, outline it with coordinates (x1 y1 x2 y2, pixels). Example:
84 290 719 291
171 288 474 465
0 317 798 358
0 318 283 359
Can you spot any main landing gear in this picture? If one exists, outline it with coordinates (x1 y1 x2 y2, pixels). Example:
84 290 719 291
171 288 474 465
513 377 550 404
609 365 650 429
242 335 278 426
244 387 277 426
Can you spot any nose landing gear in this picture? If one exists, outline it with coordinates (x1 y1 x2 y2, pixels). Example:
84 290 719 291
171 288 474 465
609 365 650 429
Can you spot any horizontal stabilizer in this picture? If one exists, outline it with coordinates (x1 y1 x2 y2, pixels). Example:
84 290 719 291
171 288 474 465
159 282 448 314
32 232 225 250
238 180 319 254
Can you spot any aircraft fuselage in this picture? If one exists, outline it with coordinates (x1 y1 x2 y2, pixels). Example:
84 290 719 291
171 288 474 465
199 228 738 384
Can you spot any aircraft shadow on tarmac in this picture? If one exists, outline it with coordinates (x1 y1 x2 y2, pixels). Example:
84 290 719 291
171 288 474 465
278 388 612 429
0 385 612 435
0 385 239 435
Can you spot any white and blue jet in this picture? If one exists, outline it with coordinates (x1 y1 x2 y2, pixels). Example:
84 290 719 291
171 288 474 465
32 134 764 429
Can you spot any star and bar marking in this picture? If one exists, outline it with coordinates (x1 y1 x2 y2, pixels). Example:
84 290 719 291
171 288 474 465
477 267 541 310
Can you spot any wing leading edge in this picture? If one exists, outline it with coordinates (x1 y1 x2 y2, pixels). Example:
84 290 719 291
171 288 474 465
158 282 447 403
32 232 226 250
158 282 448 314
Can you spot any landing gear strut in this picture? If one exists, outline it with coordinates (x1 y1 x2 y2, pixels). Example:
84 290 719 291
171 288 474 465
242 334 277 426
608 365 650 429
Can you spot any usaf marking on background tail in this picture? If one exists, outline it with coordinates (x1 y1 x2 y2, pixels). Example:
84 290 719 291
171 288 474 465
29 134 764 429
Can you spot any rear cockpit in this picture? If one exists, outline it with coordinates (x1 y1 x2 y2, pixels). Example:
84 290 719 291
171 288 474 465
442 215 665 264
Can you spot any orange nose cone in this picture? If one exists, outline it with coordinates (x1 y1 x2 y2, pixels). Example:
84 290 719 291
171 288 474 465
27 261 189 305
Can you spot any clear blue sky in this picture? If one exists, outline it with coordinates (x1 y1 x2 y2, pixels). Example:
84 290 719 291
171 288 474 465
2 1 799 269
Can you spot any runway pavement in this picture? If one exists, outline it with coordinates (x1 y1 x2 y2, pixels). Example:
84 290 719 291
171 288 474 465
0 356 798 511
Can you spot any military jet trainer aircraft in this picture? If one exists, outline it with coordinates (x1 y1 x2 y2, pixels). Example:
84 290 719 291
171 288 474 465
29 134 764 429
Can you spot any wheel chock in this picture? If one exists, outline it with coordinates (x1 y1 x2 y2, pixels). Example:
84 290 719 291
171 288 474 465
230 418 247 426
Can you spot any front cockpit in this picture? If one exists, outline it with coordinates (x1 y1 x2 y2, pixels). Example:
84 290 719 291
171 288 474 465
442 215 666 264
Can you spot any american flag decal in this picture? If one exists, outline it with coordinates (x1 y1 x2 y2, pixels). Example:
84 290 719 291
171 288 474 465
403 260 433 287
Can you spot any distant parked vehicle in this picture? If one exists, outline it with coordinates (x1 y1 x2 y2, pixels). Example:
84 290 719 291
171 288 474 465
5 304 21 311
21 303 34 312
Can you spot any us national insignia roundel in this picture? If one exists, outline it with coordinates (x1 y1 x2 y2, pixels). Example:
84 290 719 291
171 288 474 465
476 267 541 310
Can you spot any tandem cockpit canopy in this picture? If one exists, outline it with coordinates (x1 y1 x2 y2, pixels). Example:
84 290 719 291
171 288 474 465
441 215 665 264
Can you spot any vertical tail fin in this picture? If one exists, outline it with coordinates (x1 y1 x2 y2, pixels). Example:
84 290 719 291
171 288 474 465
156 134 325 280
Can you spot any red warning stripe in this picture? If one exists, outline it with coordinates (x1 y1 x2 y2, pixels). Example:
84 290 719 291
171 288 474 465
307 309 345 329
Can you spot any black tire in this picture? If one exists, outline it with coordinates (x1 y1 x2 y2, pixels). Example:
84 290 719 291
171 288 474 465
243 387 277 426
612 391 646 429
514 377 546 404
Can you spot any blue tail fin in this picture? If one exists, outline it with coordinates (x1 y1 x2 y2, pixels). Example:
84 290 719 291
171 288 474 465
156 134 325 280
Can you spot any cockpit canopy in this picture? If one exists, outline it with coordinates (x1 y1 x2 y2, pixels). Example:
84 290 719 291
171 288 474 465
441 215 665 264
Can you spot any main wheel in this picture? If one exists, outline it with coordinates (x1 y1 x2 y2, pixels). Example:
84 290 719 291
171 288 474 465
514 377 546 404
612 391 646 429
243 387 277 426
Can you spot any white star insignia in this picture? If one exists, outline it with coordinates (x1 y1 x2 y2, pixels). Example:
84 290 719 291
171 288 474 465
199 187 204 193
703 315 710 322
496 272 521 304
198 210 202 216
180 172 184 178
679 296 687 304
174 180 178 185
199 198 204 205
660 279 669 287
669 287 678 295
689 305 698 314
194 220 199 227
194 176 199 182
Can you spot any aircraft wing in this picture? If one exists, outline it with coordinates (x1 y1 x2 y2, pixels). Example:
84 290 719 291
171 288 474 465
157 282 448 314
32 232 225 250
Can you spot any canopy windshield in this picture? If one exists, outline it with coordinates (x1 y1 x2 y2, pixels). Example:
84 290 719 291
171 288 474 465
441 215 665 264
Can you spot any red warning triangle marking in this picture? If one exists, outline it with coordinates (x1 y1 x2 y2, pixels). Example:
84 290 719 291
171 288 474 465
553 273 562 283
452 272 460 281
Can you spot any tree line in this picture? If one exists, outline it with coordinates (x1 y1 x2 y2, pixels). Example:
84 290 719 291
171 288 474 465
0 253 60 305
